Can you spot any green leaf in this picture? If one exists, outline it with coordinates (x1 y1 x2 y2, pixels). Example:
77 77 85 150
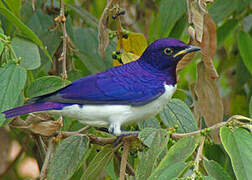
138 117 160 130
4 0 21 17
249 96 252 118
149 135 200 179
73 27 113 73
66 4 98 29
11 37 41 70
0 63 26 126
238 31 252 75
83 145 114 180
26 76 71 98
220 127 252 180
217 19 238 47
48 136 90 180
152 161 186 180
209 0 238 23
203 160 233 180
159 98 198 133
0 6 52 61
136 128 168 180
158 0 186 37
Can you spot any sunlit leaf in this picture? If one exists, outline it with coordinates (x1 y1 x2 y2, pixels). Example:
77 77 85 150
159 98 198 133
220 127 252 180
4 0 21 17
48 135 90 180
238 31 252 75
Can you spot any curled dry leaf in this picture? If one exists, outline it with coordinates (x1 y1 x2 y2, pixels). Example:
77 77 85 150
192 62 223 143
10 113 60 136
199 13 218 79
176 26 197 73
98 0 118 59
187 0 206 42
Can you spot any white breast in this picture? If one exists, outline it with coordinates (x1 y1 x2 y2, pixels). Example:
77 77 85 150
54 84 177 130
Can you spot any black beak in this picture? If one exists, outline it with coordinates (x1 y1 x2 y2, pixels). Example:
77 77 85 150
185 45 201 53
173 45 201 58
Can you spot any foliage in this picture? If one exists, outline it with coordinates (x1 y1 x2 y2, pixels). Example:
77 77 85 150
0 0 251 180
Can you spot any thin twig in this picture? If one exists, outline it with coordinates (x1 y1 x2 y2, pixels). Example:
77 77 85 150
60 0 68 86
120 139 130 180
40 138 55 180
114 151 135 176
115 2 123 50
59 126 91 137
192 136 205 180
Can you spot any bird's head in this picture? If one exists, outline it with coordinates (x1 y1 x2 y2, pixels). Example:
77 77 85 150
139 38 201 71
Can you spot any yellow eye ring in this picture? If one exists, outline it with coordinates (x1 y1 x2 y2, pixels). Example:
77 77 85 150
164 48 173 55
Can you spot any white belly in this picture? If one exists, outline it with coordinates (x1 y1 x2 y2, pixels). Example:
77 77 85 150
52 84 176 129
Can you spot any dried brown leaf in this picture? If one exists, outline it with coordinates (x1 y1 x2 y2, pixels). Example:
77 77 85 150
98 0 117 59
10 113 60 136
193 62 223 143
199 13 218 79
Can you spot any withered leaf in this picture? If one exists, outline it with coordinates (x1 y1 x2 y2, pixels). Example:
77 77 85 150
10 113 60 136
187 0 206 42
200 13 218 79
192 62 223 143
98 0 117 59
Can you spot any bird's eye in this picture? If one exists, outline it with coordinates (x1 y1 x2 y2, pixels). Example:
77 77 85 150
164 48 173 55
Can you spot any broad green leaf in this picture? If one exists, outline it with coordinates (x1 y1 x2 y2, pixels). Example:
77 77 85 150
4 0 21 17
0 39 4 55
209 0 238 23
0 63 26 126
159 98 198 133
11 37 41 70
204 176 217 180
158 0 186 37
48 135 90 180
217 19 238 47
83 145 114 180
203 160 233 180
73 27 113 73
26 76 71 98
238 31 252 75
136 128 168 180
151 161 186 180
149 135 200 179
138 117 160 130
66 4 98 29
0 6 52 61
220 127 252 180
249 97 252 117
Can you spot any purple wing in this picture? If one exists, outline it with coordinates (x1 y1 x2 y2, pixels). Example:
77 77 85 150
36 61 165 106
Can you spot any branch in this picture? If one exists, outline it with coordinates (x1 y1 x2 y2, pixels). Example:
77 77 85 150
59 0 68 85
40 138 55 180
120 140 130 180
192 136 205 180
114 151 135 176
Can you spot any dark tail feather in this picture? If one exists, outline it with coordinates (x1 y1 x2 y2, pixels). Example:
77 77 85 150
2 102 67 119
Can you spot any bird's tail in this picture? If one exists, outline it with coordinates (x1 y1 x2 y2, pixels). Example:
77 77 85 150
2 102 67 119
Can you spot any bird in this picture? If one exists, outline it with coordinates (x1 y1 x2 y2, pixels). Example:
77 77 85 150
2 38 200 136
